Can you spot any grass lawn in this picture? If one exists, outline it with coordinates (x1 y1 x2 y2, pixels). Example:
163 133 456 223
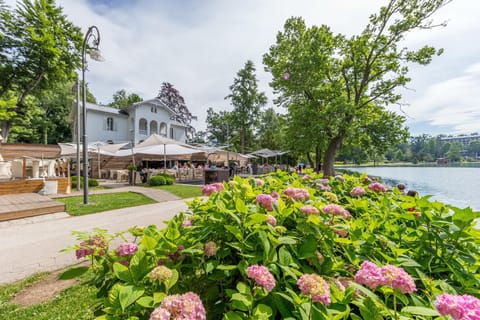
153 184 202 198
0 271 96 320
56 192 157 216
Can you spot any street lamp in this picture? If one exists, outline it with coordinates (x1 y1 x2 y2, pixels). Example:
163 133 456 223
81 25 104 204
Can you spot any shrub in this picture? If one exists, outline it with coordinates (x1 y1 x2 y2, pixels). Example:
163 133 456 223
71 176 99 188
67 171 480 319
149 173 173 186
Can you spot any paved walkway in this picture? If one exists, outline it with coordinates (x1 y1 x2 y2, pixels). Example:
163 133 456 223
0 186 191 285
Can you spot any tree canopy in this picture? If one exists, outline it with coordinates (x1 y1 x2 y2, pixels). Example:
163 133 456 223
108 89 143 109
225 60 267 154
0 0 82 141
264 0 451 176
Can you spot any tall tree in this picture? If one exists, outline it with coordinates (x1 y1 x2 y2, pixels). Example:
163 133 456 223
0 0 82 141
157 82 196 138
225 60 267 154
264 0 450 176
257 107 284 150
109 89 143 109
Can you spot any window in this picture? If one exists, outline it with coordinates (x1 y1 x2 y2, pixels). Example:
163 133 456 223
170 127 174 139
106 117 114 131
150 121 158 135
160 122 167 136
139 118 148 135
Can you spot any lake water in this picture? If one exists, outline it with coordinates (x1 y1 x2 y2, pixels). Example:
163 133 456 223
342 166 480 211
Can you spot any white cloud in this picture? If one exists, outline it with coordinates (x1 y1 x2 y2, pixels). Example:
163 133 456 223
5 0 480 135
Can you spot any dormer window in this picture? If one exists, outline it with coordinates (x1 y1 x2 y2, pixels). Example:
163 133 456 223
106 117 114 131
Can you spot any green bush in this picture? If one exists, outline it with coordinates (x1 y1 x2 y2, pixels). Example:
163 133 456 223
149 173 174 186
148 175 166 186
71 176 99 188
67 171 480 319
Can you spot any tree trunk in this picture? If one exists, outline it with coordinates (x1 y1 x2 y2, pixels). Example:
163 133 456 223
306 153 314 168
1 120 11 142
323 135 344 177
241 127 246 154
315 145 322 173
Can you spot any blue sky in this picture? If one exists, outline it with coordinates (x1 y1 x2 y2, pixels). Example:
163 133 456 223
7 0 480 136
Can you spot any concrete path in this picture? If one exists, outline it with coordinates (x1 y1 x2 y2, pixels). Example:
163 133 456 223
0 186 191 285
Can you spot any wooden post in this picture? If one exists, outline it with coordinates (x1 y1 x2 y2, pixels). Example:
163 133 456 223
22 158 27 179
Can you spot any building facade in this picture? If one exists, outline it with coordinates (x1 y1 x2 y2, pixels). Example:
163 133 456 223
72 98 190 145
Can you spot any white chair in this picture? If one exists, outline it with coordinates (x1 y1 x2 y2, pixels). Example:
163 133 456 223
47 160 56 177
11 160 23 179
0 162 12 180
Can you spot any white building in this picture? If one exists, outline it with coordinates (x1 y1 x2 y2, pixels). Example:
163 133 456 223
72 98 191 145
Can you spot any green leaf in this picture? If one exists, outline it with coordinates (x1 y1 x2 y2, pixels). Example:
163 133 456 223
141 235 158 250
59 266 89 280
235 198 248 214
113 262 133 282
231 293 252 311
236 282 251 295
165 224 180 241
129 251 151 281
223 311 246 320
225 225 244 241
136 296 154 308
166 269 179 291
253 304 273 319
217 264 238 271
245 213 268 226
119 285 145 311
278 236 297 245
278 246 293 266
153 292 166 303
401 306 440 317
298 236 317 258
307 214 321 225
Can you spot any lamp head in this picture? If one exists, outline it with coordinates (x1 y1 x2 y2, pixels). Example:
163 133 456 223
89 48 105 62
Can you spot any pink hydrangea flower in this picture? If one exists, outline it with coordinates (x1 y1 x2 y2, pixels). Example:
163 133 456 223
319 184 332 191
333 229 348 237
355 261 416 293
284 187 309 201
350 186 366 197
182 219 193 227
149 265 173 282
300 205 320 215
204 241 217 257
323 204 351 219
354 261 385 290
150 292 206 320
283 72 290 80
270 192 280 199
368 182 387 193
297 274 331 305
435 293 480 320
254 178 265 186
246 265 276 292
116 242 138 256
201 182 224 196
381 264 416 294
256 194 277 211
266 214 277 226
75 236 107 259
302 174 312 181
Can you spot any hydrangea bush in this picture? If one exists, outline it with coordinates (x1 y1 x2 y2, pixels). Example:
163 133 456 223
66 170 480 319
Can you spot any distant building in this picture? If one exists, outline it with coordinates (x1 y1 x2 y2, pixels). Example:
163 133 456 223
71 98 191 145
440 135 480 147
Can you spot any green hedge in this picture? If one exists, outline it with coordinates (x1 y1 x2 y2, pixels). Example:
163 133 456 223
71 176 99 188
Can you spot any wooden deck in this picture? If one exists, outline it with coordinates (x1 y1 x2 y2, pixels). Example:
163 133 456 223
0 193 66 222
0 177 70 195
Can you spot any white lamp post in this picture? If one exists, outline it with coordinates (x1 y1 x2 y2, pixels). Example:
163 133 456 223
81 25 104 204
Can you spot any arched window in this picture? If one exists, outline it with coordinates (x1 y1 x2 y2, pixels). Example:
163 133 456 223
150 121 158 135
106 117 114 131
139 118 148 135
159 122 167 136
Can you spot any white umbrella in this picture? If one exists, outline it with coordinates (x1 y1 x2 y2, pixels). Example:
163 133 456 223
115 134 204 172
